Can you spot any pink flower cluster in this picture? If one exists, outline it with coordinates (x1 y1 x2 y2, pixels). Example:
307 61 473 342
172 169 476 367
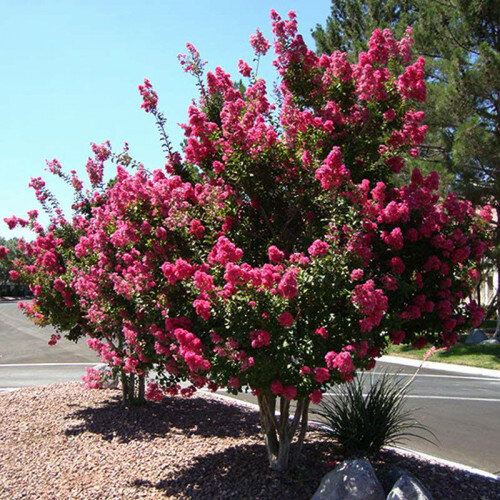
351 280 388 332
138 78 158 113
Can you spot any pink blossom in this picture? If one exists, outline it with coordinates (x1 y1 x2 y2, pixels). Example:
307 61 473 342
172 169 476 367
282 385 297 401
389 257 405 275
9 270 20 280
309 389 323 404
389 330 406 345
124 356 139 373
308 239 330 257
48 334 61 346
397 57 426 101
250 329 271 348
381 274 399 291
314 327 328 339
326 351 355 374
381 227 404 250
268 245 285 263
270 380 283 395
350 268 364 281
249 29 270 56
189 219 205 239
238 59 252 77
146 383 165 401
315 147 349 189
228 377 241 389
138 78 158 113
412 337 428 349
278 312 294 327
351 280 388 331
4 216 18 230
194 271 214 292
314 367 330 383
193 299 211 320
208 236 243 265
82 367 102 390
383 109 396 121
277 268 299 299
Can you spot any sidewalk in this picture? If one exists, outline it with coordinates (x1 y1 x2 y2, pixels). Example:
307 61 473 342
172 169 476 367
379 355 500 378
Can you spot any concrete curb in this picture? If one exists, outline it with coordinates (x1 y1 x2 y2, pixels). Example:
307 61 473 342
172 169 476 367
379 355 500 378
202 389 500 480
387 445 499 481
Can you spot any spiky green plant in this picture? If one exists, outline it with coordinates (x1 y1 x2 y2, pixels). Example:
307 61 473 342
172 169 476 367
314 371 435 458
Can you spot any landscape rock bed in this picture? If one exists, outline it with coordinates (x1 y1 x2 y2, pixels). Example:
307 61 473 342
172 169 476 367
0 383 498 499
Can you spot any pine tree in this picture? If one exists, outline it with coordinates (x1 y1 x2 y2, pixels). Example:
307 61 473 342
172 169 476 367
313 0 500 335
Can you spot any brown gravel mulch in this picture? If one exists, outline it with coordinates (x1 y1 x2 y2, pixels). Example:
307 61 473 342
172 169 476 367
0 383 498 499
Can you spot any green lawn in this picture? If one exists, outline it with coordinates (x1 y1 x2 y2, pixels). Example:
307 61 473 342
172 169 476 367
386 343 500 370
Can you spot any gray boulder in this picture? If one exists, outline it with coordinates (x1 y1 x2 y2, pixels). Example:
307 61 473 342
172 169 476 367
378 466 410 494
312 459 385 500
387 474 433 500
465 329 488 344
480 338 500 345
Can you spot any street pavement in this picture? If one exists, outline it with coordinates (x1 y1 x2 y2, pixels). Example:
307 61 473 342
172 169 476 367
0 300 97 388
1 300 499 474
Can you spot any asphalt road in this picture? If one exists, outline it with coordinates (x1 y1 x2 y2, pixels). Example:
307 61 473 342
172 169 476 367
1 300 499 474
0 300 97 388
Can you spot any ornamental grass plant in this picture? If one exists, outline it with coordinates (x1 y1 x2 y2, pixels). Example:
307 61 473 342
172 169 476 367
314 371 435 458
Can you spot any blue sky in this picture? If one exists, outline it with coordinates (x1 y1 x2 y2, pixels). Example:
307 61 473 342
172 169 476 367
0 1 331 240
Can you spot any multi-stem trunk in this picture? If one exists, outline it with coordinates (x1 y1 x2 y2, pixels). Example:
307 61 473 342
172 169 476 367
257 393 310 472
120 372 146 406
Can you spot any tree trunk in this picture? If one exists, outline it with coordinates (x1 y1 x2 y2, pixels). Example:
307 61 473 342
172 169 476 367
137 374 146 404
121 371 129 405
257 394 310 472
120 372 147 406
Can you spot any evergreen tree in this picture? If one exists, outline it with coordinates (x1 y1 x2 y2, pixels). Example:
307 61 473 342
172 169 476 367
313 0 500 335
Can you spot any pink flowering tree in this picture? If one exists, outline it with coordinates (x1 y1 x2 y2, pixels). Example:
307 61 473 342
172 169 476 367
3 139 229 405
3 9 490 470
139 11 489 470
67 155 230 404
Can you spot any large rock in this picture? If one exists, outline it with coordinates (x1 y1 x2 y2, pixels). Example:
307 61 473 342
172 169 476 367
465 329 488 344
378 465 410 494
480 338 500 345
387 474 433 499
311 459 385 500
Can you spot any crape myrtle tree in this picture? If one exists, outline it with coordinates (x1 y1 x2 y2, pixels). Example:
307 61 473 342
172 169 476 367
2 143 225 405
2 9 490 471
138 11 489 470
67 147 228 404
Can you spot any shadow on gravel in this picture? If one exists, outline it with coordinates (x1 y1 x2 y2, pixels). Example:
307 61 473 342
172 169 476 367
130 440 331 499
64 394 260 442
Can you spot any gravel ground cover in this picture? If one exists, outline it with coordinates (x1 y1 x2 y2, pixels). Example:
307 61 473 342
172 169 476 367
0 383 498 499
